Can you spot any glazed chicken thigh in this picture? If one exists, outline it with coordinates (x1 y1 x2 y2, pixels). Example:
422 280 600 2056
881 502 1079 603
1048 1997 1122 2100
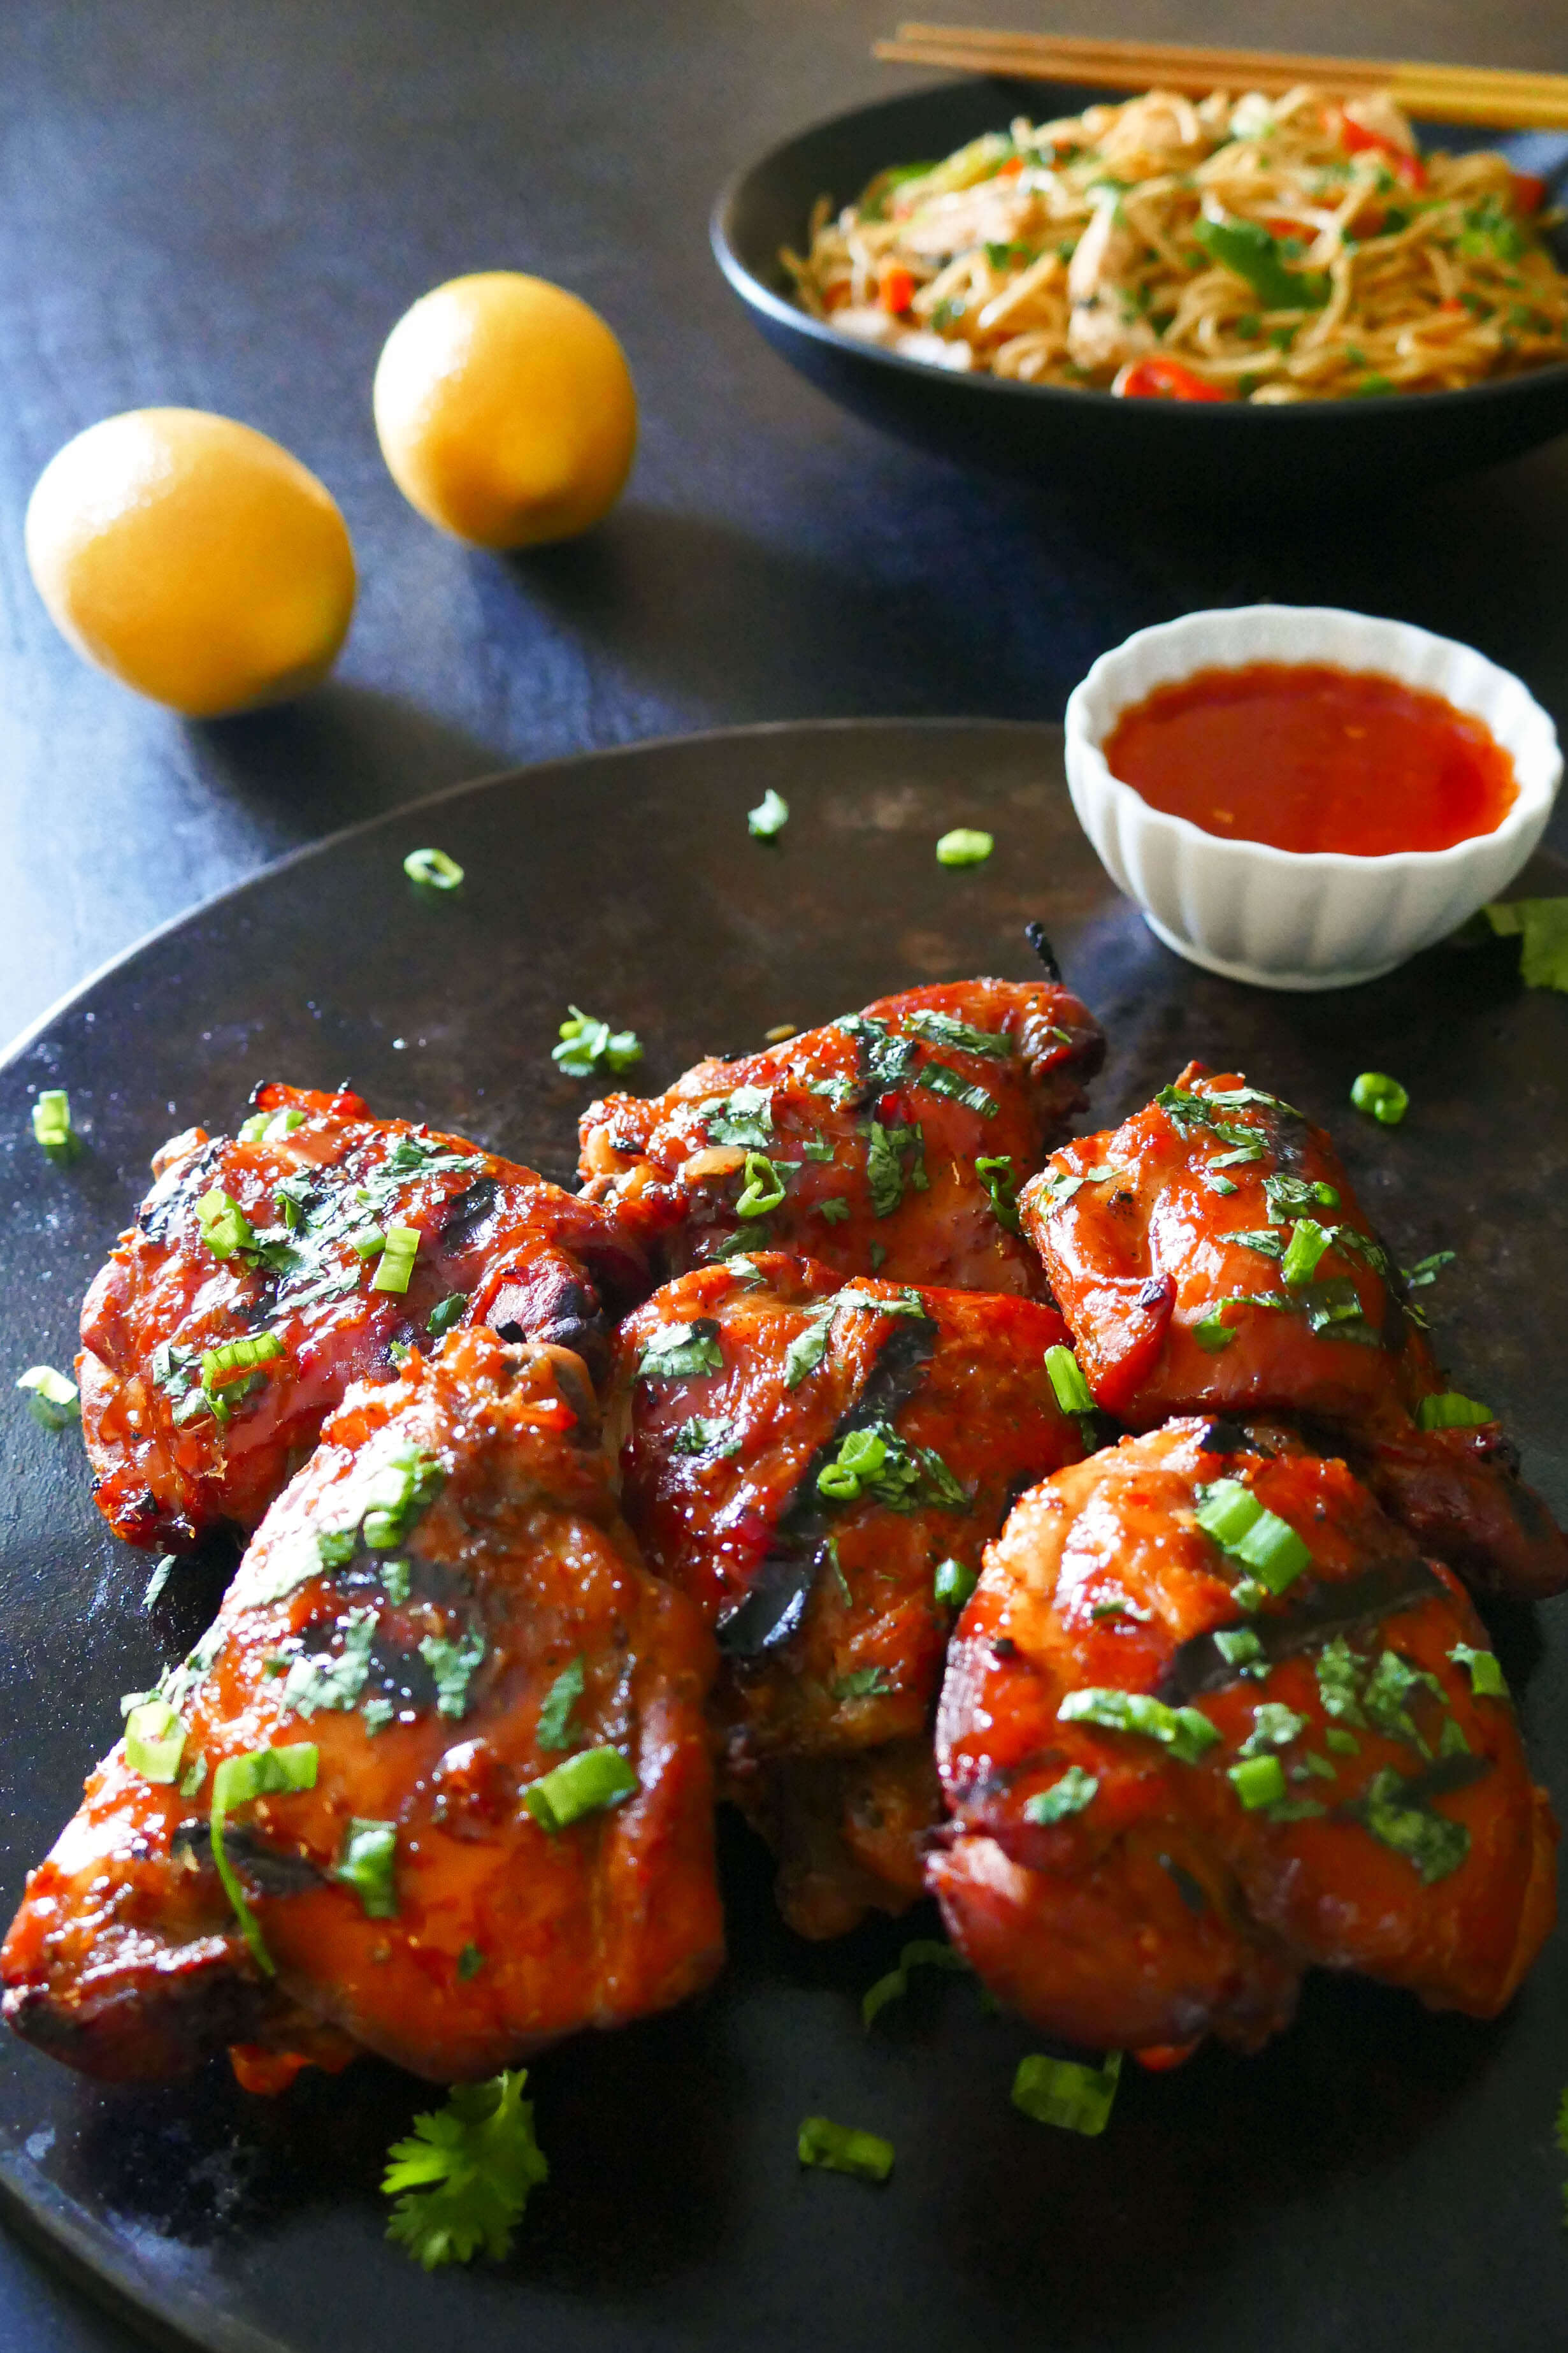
1021 1064 1568 1599
930 1419 1557 2059
579 977 1104 1294
612 1251 1087 1934
3 1329 722 2086
80 1082 645 1551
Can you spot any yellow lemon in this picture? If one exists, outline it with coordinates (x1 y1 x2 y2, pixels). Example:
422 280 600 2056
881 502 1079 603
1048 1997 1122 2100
373 272 637 549
25 409 356 719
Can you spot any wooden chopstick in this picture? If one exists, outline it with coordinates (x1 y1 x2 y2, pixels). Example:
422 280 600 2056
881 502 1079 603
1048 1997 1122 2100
874 24 1568 130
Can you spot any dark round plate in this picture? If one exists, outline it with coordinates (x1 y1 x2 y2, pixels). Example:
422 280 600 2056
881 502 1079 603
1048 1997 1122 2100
711 80 1568 501
3 720 1568 2353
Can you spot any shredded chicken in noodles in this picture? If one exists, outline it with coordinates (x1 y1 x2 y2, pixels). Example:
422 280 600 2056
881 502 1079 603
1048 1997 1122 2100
783 85 1568 401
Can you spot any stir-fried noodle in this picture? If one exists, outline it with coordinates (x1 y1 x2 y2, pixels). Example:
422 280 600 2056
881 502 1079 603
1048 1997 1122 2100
784 86 1568 400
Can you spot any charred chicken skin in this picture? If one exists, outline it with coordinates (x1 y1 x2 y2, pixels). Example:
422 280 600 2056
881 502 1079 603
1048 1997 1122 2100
3 1328 722 2085
579 978 1104 1294
930 1419 1557 2060
1020 1063 1568 1600
612 1250 1086 1932
80 1082 646 1552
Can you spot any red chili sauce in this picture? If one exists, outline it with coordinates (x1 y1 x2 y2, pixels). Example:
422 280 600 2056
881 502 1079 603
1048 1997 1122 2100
1102 662 1517 855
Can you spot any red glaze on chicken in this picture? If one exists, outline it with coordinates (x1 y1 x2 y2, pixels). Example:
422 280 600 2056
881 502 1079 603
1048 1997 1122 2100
80 1082 647 1551
3 1329 722 2085
579 978 1104 1294
930 1419 1557 2059
613 1251 1086 1932
1020 1063 1568 1599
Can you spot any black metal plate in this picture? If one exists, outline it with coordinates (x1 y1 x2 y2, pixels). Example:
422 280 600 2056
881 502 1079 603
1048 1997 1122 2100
712 80 1568 502
3 719 1566 2353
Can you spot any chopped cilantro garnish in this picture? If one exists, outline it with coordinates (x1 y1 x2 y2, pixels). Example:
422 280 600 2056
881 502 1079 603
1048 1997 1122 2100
797 2117 893 2181
833 1667 892 1701
1264 1175 1339 1222
933 1556 977 1609
124 1698 186 1784
278 1605 378 1718
670 1413 742 1458
1057 1688 1218 1763
865 1120 907 1217
907 1010 1013 1060
1012 2051 1121 2136
552 1006 643 1080
1354 1765 1471 1883
1238 1701 1305 1754
1024 1765 1098 1824
748 787 789 840
419 1626 486 1720
1416 1391 1493 1430
1483 897 1568 991
638 1319 723 1383
818 1197 851 1224
457 1943 486 1981
816 1422 965 1512
784 1307 834 1389
384 2071 548 2269
535 1656 586 1751
915 1060 1000 1118
703 1085 774 1149
143 1554 176 1609
1403 1250 1454 1292
426 1292 468 1338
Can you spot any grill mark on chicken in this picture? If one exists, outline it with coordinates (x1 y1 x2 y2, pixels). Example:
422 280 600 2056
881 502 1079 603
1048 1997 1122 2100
717 1311 938 1656
1162 1558 1448 1702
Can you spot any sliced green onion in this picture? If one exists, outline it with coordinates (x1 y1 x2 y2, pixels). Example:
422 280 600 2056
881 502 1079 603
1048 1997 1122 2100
31 1089 76 1159
735 1152 788 1219
1195 1479 1311 1595
17 1364 80 1428
266 1107 306 1141
426 1292 468 1339
196 1186 255 1261
1279 1218 1333 1287
371 1225 421 1294
404 846 464 890
349 1222 387 1259
535 1655 586 1752
238 1112 270 1143
1011 2050 1121 2136
1213 1626 1263 1671
1416 1391 1493 1430
1449 1641 1508 1698
522 1744 638 1834
861 1937 969 2027
201 1332 284 1389
1229 1755 1286 1810
124 1698 187 1784
933 1556 978 1609
210 1742 319 1974
334 1818 399 1918
1024 1765 1099 1824
797 2117 894 2181
1044 1343 1095 1416
935 827 993 867
1350 1071 1408 1126
1325 1726 1360 1755
748 788 789 840
1058 1687 1219 1764
457 1942 486 1981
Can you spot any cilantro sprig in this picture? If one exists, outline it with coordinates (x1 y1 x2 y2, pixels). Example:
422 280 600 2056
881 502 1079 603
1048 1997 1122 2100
384 2070 549 2269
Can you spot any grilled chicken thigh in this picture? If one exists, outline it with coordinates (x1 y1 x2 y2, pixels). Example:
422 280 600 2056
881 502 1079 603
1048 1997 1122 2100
4 1329 722 2085
80 1082 645 1551
930 1419 1557 2059
613 1251 1086 1932
579 978 1104 1294
1021 1064 1568 1599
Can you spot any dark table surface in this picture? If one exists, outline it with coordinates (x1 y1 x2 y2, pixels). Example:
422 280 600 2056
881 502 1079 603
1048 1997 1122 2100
3 0 1567 2342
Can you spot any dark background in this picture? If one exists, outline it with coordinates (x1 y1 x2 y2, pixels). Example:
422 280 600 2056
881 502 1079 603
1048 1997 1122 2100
1 0 1565 2342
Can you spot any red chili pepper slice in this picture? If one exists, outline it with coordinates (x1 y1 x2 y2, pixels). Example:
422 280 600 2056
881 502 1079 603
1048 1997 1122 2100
1510 170 1547 215
1340 117 1428 190
878 264 916 315
1113 358 1228 403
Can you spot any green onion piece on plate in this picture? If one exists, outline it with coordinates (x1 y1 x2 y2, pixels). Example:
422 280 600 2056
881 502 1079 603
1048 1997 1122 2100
748 788 789 840
1044 1342 1095 1415
1228 1754 1286 1810
124 1698 187 1785
31 1089 75 1158
210 1742 319 1974
17 1365 80 1428
371 1225 421 1294
404 846 464 890
797 2116 894 2181
196 1187 255 1261
334 1818 399 1918
1416 1391 1493 1430
933 1556 978 1609
1195 1478 1311 1595
1011 2050 1121 2136
522 1745 638 1835
1350 1071 1408 1125
935 827 993 867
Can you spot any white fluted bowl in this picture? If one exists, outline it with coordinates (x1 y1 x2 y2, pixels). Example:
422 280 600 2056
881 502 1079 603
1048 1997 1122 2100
1063 605 1562 991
